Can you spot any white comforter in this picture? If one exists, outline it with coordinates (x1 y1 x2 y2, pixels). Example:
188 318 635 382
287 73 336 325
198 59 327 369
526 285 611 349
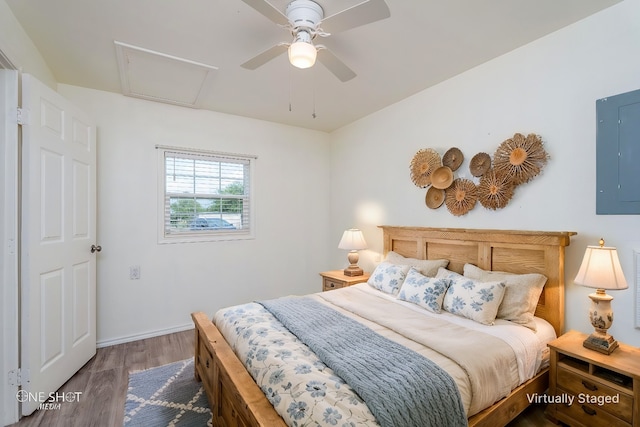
214 283 555 425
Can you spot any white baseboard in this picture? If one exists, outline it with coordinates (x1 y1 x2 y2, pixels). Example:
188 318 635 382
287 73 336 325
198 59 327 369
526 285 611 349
96 323 194 348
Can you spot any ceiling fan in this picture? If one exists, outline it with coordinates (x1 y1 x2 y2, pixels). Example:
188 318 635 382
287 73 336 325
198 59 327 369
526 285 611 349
240 0 390 82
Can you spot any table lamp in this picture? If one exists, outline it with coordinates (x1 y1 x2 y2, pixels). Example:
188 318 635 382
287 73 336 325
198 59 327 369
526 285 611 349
574 238 628 354
338 229 367 276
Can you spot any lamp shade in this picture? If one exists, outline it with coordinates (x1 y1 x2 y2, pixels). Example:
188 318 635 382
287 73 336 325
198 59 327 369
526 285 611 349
288 41 316 69
338 229 367 251
574 243 628 290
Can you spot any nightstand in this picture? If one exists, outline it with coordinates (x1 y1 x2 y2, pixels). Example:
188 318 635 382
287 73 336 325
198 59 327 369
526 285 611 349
546 330 640 427
320 270 370 292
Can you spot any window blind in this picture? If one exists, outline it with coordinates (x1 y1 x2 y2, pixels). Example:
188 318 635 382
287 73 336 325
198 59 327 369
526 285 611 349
159 147 254 240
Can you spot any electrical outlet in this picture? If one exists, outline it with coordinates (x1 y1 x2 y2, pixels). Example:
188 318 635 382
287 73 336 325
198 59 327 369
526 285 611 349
129 265 140 280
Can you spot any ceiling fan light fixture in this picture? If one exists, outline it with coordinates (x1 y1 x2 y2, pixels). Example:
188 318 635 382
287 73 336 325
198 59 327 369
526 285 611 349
288 40 316 68
288 30 316 69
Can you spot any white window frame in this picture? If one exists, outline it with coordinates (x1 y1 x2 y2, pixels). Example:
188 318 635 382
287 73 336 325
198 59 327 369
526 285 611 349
156 145 256 243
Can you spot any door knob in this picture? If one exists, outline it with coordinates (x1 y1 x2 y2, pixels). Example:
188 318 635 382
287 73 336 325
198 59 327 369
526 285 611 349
90 244 102 253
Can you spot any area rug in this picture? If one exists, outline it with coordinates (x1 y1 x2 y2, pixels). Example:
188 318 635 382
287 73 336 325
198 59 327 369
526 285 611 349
124 358 212 426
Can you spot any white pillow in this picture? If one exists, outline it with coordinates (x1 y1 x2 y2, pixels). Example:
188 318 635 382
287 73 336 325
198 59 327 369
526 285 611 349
463 264 547 331
442 274 506 325
436 266 463 280
367 262 410 295
385 251 449 277
397 268 451 313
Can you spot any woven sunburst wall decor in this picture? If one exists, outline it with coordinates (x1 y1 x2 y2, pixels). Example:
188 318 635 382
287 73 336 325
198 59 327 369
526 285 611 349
410 148 441 188
410 133 549 216
445 179 478 216
477 169 514 210
493 133 549 185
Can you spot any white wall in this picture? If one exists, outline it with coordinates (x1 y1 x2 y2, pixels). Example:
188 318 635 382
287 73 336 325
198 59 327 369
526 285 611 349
58 86 332 345
330 0 640 346
0 1 56 89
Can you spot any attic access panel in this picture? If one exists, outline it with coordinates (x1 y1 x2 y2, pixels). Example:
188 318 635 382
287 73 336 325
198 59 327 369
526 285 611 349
596 88 640 214
115 41 218 109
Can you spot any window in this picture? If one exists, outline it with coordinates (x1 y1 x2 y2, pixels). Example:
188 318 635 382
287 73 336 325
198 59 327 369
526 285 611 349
157 145 255 242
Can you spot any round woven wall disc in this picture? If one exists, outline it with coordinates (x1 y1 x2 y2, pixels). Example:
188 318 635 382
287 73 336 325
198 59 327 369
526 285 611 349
410 148 442 188
478 169 514 210
445 178 478 216
493 133 548 185
442 147 464 171
425 186 445 209
470 152 491 177
431 166 454 189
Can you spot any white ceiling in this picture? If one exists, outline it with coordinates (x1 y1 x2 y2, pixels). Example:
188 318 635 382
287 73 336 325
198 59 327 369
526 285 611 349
6 0 621 132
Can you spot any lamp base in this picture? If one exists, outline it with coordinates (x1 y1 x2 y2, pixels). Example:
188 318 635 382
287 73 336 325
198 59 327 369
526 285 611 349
344 250 363 276
583 333 619 355
343 266 364 276
584 289 618 354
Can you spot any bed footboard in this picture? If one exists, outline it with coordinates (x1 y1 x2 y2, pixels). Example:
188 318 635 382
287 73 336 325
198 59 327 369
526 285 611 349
191 311 287 427
468 368 549 427
193 310 545 427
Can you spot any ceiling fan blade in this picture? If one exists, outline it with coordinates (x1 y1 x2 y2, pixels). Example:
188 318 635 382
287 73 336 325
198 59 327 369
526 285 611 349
317 49 356 82
321 0 390 34
241 44 288 70
240 0 289 26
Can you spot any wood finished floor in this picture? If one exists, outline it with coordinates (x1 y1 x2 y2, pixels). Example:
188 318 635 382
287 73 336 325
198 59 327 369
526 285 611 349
11 329 559 427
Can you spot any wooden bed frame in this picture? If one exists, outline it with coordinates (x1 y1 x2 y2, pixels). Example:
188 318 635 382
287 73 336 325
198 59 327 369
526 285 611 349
192 226 576 427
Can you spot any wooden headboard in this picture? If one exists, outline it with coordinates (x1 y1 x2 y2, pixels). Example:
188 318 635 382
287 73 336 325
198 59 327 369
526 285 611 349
380 226 576 337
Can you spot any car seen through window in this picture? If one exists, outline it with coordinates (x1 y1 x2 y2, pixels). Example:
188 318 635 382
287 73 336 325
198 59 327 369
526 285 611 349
189 217 236 230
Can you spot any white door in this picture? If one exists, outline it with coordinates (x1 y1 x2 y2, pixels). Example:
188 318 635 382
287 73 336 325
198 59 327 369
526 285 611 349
20 74 97 416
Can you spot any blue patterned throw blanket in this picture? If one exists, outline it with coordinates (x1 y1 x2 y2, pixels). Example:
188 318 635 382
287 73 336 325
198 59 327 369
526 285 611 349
259 296 467 427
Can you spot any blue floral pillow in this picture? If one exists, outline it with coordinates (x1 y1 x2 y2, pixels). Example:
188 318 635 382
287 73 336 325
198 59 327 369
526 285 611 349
442 275 506 325
367 262 410 295
397 268 451 313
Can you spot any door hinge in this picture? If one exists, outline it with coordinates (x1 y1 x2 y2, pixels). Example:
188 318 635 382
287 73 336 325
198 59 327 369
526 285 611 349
17 108 30 126
8 368 29 386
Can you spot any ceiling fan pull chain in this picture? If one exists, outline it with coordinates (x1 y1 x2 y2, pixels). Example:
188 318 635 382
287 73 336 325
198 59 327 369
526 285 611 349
289 66 293 112
312 74 317 118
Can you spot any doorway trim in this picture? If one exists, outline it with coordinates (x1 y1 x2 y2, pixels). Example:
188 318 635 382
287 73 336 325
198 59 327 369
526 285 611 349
0 50 16 70
1 68 20 426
